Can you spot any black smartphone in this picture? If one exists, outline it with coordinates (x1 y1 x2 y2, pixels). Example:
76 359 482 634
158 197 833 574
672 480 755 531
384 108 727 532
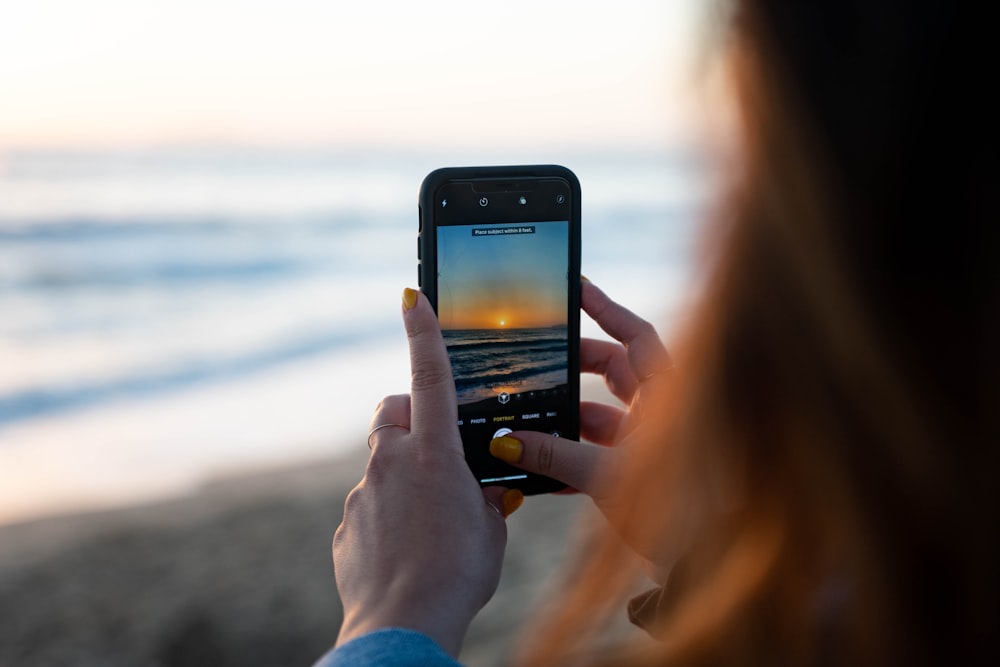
418 165 581 495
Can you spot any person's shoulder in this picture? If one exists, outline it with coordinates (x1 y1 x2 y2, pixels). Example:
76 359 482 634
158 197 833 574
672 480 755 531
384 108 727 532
311 628 465 667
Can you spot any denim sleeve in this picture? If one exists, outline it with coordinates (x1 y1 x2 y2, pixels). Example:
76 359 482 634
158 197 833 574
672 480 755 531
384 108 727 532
311 628 465 667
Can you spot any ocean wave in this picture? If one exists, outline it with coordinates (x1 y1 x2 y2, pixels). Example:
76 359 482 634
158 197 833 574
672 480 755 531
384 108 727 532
453 361 568 391
0 213 401 294
449 343 568 366
0 325 394 428
5 258 317 291
442 336 567 353
0 215 376 240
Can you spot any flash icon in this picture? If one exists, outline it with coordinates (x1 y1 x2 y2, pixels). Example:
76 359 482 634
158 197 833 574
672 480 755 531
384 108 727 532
441 199 447 207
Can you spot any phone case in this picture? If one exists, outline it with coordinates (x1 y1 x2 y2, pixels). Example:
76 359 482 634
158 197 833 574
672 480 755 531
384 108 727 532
418 165 581 495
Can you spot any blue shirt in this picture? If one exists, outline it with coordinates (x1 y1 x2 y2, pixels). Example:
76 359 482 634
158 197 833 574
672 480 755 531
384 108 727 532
312 628 464 667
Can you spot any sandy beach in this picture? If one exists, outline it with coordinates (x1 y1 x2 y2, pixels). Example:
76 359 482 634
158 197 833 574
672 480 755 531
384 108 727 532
0 442 652 666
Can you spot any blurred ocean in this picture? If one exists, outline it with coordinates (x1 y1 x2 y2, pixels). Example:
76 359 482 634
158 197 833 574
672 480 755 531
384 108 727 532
0 148 713 524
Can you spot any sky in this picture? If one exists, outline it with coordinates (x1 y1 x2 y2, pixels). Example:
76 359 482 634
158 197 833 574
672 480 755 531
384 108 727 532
437 221 568 330
0 0 710 151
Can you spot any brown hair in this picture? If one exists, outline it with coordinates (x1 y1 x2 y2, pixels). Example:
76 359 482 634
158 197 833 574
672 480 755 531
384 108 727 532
520 2 999 665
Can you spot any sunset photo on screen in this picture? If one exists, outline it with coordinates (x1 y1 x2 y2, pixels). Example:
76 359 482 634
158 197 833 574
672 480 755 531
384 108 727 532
437 221 569 406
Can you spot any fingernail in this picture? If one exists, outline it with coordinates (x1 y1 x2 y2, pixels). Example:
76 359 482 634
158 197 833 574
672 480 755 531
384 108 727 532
489 436 523 463
402 287 418 311
580 274 591 283
502 489 524 517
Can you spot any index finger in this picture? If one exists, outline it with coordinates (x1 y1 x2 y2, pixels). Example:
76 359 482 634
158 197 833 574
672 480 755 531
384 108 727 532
582 279 670 380
400 288 460 446
581 337 639 404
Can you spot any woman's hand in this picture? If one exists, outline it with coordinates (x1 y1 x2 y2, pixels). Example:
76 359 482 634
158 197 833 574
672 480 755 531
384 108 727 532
333 288 522 657
488 279 672 562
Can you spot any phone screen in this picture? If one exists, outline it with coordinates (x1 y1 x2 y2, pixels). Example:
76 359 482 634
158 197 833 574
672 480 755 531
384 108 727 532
419 167 580 494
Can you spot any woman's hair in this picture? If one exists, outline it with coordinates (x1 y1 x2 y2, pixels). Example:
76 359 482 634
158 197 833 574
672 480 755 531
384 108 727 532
521 2 998 665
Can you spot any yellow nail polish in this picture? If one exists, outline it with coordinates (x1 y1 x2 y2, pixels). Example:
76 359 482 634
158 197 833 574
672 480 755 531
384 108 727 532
489 436 523 463
402 287 418 311
502 489 524 517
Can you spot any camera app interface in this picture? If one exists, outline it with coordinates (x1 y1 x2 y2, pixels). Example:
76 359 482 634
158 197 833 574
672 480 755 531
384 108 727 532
437 220 569 484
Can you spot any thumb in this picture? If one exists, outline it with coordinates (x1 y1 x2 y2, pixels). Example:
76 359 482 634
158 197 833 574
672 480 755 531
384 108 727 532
482 486 525 519
488 432 617 500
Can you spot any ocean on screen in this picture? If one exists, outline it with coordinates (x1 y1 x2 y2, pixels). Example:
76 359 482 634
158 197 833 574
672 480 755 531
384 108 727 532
0 148 710 524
